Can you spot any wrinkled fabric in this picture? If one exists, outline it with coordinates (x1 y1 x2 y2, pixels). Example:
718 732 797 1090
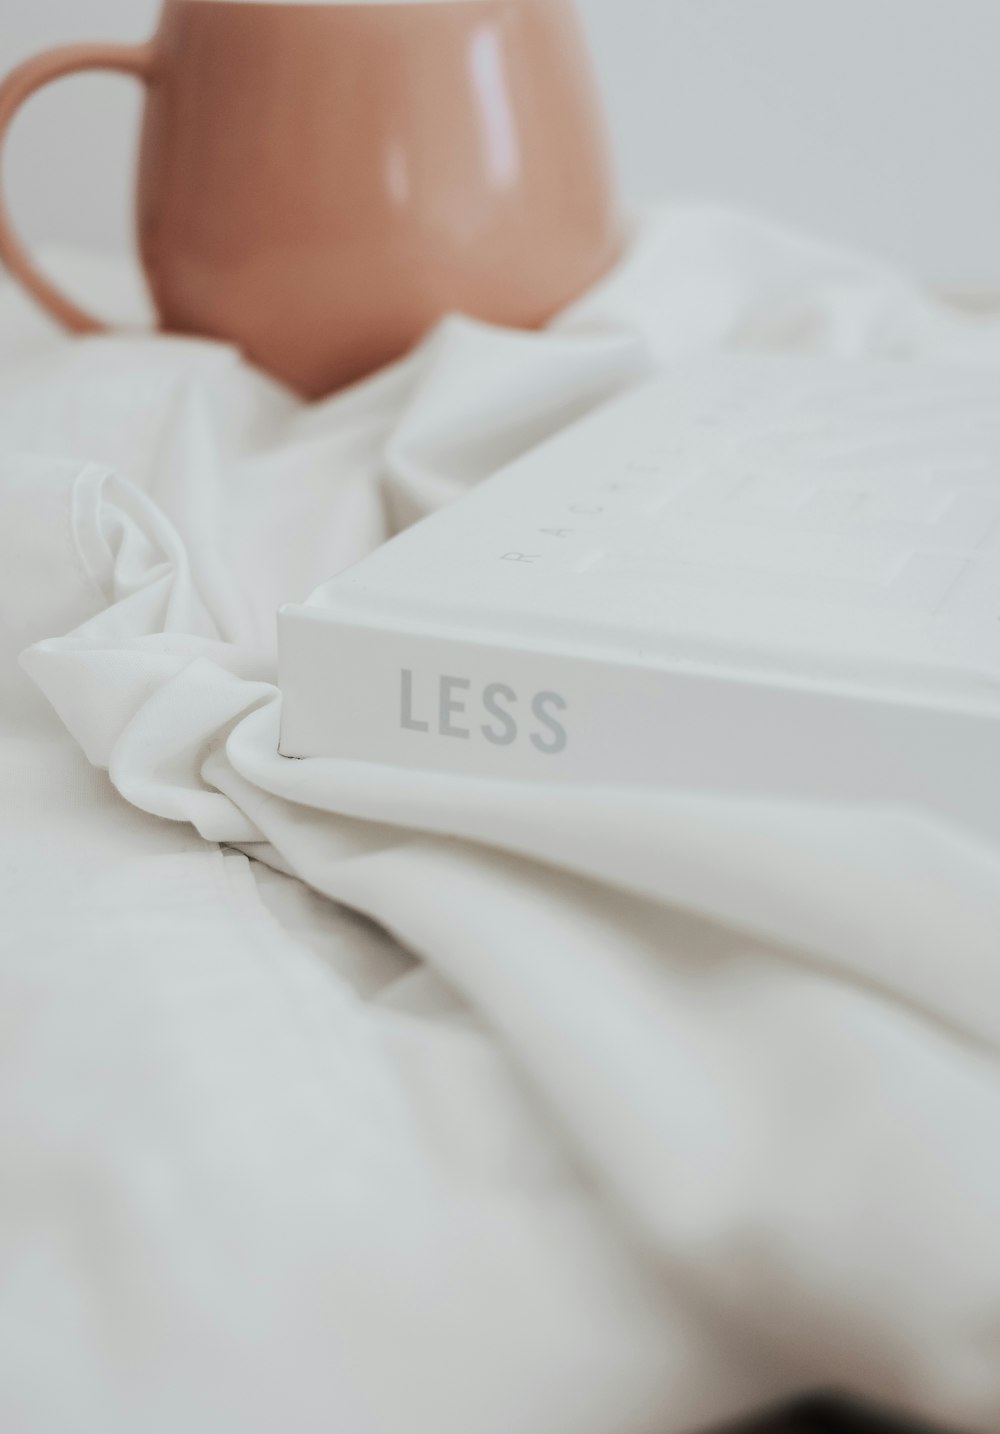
3 206 1000 1434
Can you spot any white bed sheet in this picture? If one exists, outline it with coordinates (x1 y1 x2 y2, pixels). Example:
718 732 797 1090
2 207 1000 1434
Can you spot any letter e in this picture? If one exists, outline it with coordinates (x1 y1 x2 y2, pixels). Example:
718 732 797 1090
439 676 471 739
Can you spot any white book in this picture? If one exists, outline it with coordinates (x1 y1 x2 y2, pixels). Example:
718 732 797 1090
278 357 1000 841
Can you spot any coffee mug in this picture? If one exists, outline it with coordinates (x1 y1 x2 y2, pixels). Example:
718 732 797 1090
0 0 621 398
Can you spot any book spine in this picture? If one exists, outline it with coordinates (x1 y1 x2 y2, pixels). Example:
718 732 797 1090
278 606 1000 842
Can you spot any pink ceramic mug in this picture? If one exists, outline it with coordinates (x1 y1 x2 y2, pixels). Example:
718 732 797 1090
0 0 621 397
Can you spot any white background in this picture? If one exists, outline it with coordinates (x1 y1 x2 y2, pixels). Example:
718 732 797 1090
1 0 998 289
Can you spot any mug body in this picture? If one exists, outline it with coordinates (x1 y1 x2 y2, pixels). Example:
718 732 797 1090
137 0 622 397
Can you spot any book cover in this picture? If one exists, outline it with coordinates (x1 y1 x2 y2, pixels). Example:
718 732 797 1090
278 357 1000 839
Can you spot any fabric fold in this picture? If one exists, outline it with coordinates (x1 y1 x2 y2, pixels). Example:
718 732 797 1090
6 206 1000 1434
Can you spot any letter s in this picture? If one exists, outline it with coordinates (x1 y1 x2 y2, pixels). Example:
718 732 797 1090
530 692 568 755
482 684 518 746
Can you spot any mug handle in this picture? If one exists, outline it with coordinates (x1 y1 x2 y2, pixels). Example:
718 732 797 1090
0 41 155 332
